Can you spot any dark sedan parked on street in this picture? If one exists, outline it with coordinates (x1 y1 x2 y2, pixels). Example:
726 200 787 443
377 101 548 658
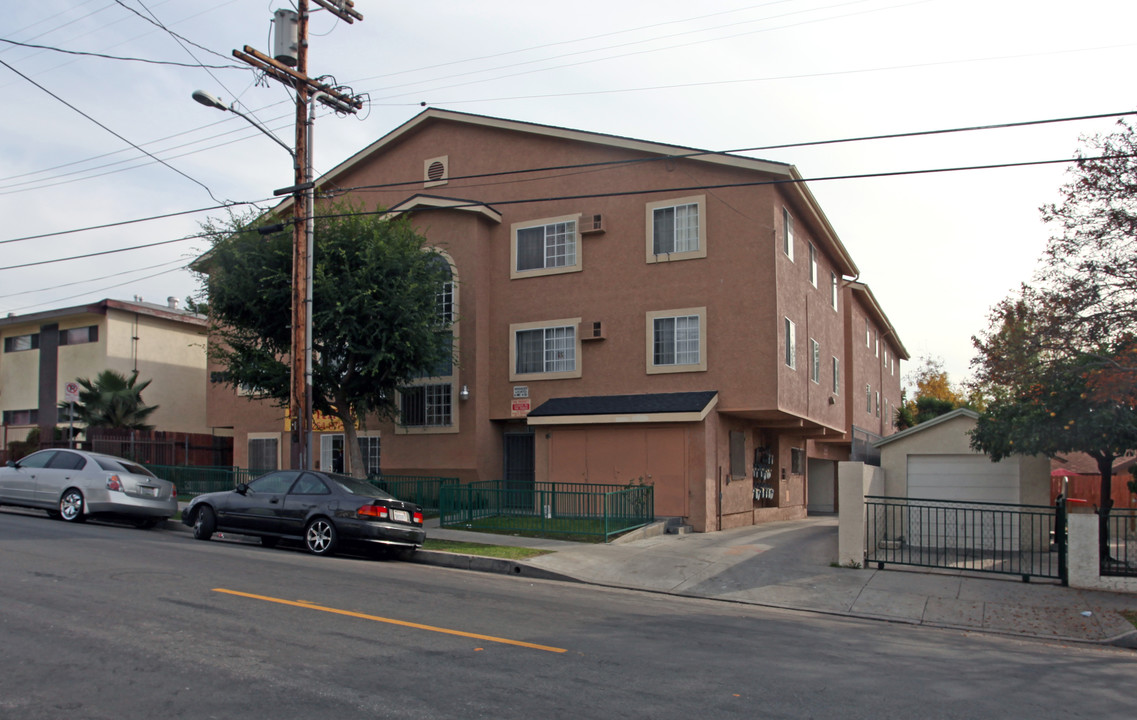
182 470 425 557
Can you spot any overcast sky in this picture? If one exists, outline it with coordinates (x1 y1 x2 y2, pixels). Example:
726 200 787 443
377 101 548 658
2 0 1134 391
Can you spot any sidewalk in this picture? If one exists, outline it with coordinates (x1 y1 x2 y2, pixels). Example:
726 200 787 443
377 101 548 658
422 516 1137 647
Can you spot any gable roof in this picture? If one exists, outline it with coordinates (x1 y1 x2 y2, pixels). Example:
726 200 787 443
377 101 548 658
874 407 978 447
849 281 910 360
295 108 860 277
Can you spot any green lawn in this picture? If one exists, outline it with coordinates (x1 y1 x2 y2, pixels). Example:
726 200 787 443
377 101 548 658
1123 610 1137 630
422 539 553 560
442 515 618 543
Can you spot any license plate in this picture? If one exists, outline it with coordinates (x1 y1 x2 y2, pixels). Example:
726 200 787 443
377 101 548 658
141 486 158 497
391 509 409 523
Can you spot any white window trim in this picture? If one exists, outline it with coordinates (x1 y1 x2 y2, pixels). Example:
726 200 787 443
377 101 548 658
784 317 796 369
809 244 817 287
832 356 840 395
509 318 582 381
810 339 820 383
645 195 707 264
830 272 839 310
510 214 582 279
646 307 707 375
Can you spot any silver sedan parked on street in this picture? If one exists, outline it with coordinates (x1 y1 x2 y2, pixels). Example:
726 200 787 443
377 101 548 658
0 449 177 528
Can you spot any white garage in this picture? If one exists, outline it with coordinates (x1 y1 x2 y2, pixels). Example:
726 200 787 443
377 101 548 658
876 408 1049 507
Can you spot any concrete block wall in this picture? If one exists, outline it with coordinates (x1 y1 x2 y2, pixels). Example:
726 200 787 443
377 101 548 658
1067 513 1137 593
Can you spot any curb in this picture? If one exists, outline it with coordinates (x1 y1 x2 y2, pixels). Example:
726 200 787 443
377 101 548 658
410 550 581 584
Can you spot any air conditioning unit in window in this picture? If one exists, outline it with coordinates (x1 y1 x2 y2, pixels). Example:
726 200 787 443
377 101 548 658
582 320 605 341
580 213 604 234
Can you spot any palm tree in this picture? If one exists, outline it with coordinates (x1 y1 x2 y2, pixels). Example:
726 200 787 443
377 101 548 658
61 369 159 430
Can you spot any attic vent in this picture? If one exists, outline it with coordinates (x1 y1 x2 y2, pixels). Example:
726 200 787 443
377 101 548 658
424 155 448 187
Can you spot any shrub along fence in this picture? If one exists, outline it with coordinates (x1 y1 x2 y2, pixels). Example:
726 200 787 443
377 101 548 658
440 480 654 542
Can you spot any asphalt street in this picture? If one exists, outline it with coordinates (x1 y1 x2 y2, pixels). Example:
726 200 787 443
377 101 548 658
2 509 1135 720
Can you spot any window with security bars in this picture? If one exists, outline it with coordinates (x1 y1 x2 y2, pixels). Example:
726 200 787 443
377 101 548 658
516 221 576 272
248 437 279 471
515 326 575 374
653 315 700 366
652 203 699 255
400 383 452 427
357 436 381 476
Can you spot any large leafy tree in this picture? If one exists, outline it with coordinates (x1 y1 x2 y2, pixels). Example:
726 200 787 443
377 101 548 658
894 356 979 430
60 369 159 430
200 203 452 477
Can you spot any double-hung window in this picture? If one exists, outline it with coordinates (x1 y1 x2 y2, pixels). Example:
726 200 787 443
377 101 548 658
809 244 818 286
647 196 706 262
510 319 581 380
647 308 706 373
830 272 839 310
512 216 579 278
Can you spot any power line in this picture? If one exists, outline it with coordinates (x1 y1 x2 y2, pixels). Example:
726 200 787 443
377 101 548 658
0 233 209 272
0 200 271 245
8 149 1125 274
0 36 246 69
0 257 187 300
0 56 230 205
324 110 1137 196
3 264 193 314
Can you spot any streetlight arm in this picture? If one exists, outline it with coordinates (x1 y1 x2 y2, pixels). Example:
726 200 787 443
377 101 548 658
192 89 295 158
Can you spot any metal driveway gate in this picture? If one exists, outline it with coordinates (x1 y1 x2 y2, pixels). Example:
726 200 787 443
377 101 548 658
864 496 1068 583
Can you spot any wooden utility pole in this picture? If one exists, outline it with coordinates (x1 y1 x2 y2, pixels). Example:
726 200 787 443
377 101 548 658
231 0 363 470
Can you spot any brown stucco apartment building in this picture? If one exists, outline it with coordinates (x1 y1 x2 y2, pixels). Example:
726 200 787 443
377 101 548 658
207 109 907 532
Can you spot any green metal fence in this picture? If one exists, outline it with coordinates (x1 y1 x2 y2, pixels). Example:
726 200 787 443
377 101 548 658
367 475 459 512
440 480 654 542
145 465 276 499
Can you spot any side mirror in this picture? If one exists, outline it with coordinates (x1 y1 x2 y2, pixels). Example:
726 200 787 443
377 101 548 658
235 483 249 495
5 460 16 469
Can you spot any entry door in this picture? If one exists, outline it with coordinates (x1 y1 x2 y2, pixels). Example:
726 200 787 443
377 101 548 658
502 432 534 510
320 434 345 474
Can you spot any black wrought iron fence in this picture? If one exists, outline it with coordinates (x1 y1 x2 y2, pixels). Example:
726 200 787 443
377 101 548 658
865 496 1062 581
1102 508 1137 577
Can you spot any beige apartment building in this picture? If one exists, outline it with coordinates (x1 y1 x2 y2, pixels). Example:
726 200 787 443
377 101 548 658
206 109 907 532
0 298 209 446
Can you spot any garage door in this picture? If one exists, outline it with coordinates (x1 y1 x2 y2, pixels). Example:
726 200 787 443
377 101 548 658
906 454 1021 550
908 454 1019 504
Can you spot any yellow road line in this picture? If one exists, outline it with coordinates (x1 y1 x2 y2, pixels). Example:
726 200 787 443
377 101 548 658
212 588 567 654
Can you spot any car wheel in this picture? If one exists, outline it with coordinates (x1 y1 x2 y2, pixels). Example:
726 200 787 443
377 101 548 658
192 506 216 541
304 518 337 556
260 536 280 549
59 488 86 523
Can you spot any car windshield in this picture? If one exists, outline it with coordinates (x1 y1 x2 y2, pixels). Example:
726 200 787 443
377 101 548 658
325 474 395 500
93 456 156 477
